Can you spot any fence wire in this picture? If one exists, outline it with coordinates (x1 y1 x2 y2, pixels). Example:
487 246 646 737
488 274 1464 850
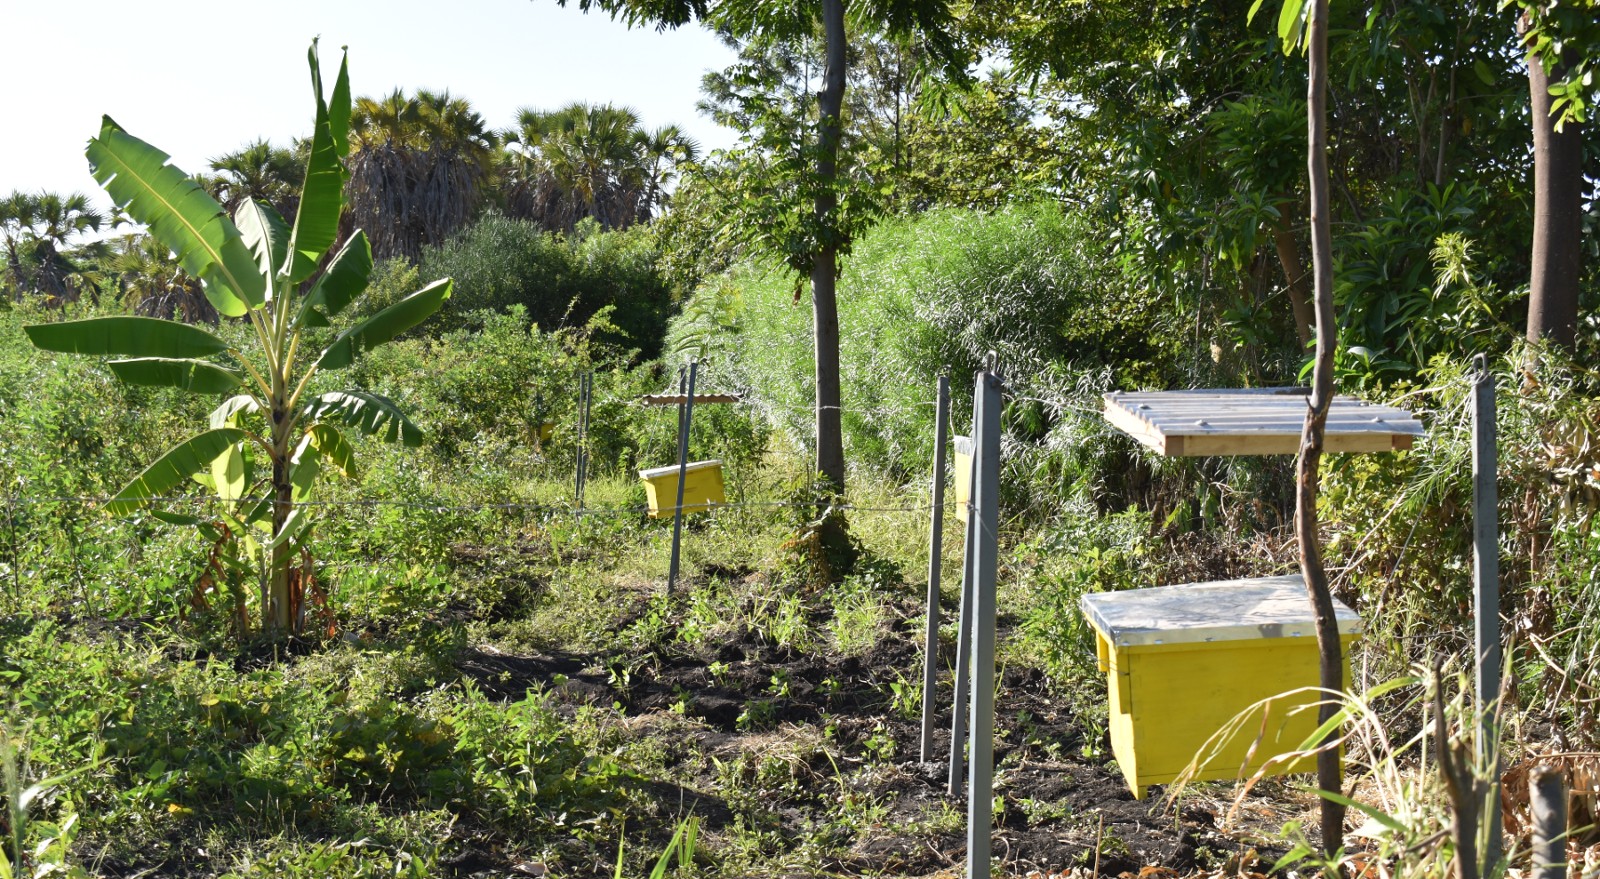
0 494 947 516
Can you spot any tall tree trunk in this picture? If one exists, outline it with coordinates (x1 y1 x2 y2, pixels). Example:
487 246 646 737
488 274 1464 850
1526 34 1584 350
1273 206 1315 349
1300 0 1347 864
6 246 26 304
813 0 848 501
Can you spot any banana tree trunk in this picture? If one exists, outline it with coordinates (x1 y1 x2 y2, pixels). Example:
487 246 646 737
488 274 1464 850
267 401 294 633
1301 0 1347 864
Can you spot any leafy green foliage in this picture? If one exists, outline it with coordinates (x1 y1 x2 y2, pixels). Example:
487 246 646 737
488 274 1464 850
86 118 265 317
970 0 1537 385
671 203 1169 476
24 317 228 359
1330 186 1521 385
1509 0 1600 127
410 213 674 357
24 42 450 635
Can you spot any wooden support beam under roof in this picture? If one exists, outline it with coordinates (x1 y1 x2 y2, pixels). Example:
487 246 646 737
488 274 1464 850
1103 388 1425 457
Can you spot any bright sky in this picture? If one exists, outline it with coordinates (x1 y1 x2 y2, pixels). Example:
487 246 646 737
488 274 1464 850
2 0 739 214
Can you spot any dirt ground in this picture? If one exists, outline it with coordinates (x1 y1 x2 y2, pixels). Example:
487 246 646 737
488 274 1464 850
452 581 1314 879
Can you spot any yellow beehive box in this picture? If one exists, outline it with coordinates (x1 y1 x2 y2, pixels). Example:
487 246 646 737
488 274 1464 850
1079 575 1361 799
953 436 973 523
639 460 726 518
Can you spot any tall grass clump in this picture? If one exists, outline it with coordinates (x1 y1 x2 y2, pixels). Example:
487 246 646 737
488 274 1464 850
1323 346 1600 745
668 203 1271 525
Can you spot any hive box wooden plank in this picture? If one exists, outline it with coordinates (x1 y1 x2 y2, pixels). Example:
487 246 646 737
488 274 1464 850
953 436 973 524
1081 575 1362 799
639 459 726 517
1103 389 1424 457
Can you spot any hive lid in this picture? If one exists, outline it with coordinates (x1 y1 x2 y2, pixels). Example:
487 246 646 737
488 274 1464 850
1079 574 1362 647
638 459 724 480
1103 388 1424 456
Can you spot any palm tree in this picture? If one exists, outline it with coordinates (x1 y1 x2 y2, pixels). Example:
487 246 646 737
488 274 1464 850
347 89 496 260
205 139 305 220
0 191 104 305
635 124 700 221
29 192 105 305
108 231 217 324
500 103 697 232
0 190 38 300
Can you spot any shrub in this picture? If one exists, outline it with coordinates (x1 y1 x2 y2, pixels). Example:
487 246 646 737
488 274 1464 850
666 203 1179 485
413 213 675 358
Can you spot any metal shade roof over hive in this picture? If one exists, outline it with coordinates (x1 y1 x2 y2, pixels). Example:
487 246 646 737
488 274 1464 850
1102 387 1424 456
1080 574 1363 647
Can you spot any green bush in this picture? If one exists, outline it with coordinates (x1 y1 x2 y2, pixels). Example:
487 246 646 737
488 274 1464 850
0 303 235 620
667 203 1179 484
408 213 675 358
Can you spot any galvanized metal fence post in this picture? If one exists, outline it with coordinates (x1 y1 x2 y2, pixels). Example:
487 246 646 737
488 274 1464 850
1531 765 1568 879
575 371 593 516
5 495 19 608
965 366 1003 879
666 361 699 596
1472 354 1502 873
921 375 950 762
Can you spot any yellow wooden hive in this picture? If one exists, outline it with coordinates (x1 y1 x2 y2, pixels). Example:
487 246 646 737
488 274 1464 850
1079 575 1361 799
639 460 726 518
952 436 973 523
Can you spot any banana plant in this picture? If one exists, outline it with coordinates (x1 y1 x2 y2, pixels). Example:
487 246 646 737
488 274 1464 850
23 42 451 635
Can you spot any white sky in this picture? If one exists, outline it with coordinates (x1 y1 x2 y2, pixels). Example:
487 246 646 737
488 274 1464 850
1 0 739 213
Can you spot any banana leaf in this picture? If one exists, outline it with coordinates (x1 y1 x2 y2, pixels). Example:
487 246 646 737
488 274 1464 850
264 507 311 550
25 317 229 358
298 231 372 328
108 358 243 394
236 198 291 282
316 279 452 370
302 390 423 446
326 48 352 160
290 435 321 503
106 428 248 516
87 117 264 316
307 424 358 479
285 43 349 283
210 394 261 430
211 439 248 504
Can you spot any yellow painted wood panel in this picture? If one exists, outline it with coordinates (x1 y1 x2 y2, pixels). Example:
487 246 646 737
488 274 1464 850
641 464 726 517
1106 635 1356 798
1104 634 1141 797
953 446 973 523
